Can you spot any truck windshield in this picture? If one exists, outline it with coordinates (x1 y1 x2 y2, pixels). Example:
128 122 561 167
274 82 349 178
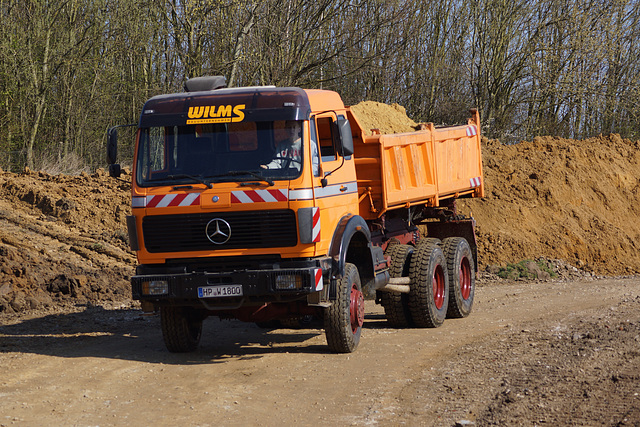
136 120 303 187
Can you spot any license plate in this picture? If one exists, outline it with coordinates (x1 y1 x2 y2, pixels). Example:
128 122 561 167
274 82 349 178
198 284 243 298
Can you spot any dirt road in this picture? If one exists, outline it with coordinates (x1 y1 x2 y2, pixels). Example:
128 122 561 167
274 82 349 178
2 277 639 426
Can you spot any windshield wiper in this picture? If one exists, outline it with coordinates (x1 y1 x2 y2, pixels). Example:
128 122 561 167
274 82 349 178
166 174 213 189
214 171 274 186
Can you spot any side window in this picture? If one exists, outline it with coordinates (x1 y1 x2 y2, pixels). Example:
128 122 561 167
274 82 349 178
309 119 320 176
316 116 337 162
140 127 168 180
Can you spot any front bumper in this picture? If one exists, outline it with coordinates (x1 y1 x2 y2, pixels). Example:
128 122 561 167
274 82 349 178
131 257 331 309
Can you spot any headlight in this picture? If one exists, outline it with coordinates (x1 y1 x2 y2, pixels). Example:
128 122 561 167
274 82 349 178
142 280 169 295
275 274 303 290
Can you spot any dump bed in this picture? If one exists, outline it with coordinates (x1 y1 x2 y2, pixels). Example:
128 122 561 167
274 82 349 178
348 109 484 221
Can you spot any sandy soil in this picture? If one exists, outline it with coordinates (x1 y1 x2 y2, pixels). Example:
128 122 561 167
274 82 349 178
1 278 639 426
1 102 640 425
460 134 640 276
350 101 419 135
0 169 133 314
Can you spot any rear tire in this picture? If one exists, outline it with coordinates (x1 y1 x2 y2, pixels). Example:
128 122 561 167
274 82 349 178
324 263 364 353
443 237 475 318
160 306 204 352
379 244 414 327
409 239 449 328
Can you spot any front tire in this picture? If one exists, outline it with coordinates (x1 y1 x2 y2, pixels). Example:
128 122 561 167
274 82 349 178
324 263 364 353
409 239 449 328
160 306 204 352
443 237 475 318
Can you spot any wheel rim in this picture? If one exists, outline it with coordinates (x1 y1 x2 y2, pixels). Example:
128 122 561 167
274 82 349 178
349 282 365 333
460 258 472 300
433 265 445 309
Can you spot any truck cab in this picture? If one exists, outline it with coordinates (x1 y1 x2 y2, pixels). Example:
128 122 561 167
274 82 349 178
109 78 379 353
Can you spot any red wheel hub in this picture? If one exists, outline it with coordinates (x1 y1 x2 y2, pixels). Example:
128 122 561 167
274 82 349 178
460 258 472 300
349 283 364 333
433 265 445 309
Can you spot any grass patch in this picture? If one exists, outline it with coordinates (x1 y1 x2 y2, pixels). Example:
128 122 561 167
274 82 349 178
496 259 557 280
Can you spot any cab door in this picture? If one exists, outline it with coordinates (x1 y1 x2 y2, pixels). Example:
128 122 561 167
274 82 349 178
310 112 359 255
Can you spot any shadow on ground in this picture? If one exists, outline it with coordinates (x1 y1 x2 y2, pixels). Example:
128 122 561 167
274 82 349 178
0 304 391 364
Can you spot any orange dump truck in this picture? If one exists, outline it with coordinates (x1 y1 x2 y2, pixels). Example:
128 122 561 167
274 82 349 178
107 76 484 353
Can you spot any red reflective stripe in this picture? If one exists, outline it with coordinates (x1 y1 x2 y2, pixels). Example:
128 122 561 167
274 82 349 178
143 194 202 208
146 196 162 208
312 207 320 242
167 194 187 206
228 190 289 204
245 191 263 203
272 189 288 201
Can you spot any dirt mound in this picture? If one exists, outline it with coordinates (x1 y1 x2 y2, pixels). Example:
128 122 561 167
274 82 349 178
350 101 419 135
459 134 640 275
0 169 135 315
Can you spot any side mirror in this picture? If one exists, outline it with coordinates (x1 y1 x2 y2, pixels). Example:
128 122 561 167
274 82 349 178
107 127 118 165
336 117 354 157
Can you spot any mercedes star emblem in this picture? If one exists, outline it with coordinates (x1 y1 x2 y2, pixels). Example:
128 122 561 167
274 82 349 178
205 218 231 244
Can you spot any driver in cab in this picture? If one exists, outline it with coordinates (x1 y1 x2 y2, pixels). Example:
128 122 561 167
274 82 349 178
261 120 302 171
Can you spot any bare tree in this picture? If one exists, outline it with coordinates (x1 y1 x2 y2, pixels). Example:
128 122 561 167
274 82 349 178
2 0 640 172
